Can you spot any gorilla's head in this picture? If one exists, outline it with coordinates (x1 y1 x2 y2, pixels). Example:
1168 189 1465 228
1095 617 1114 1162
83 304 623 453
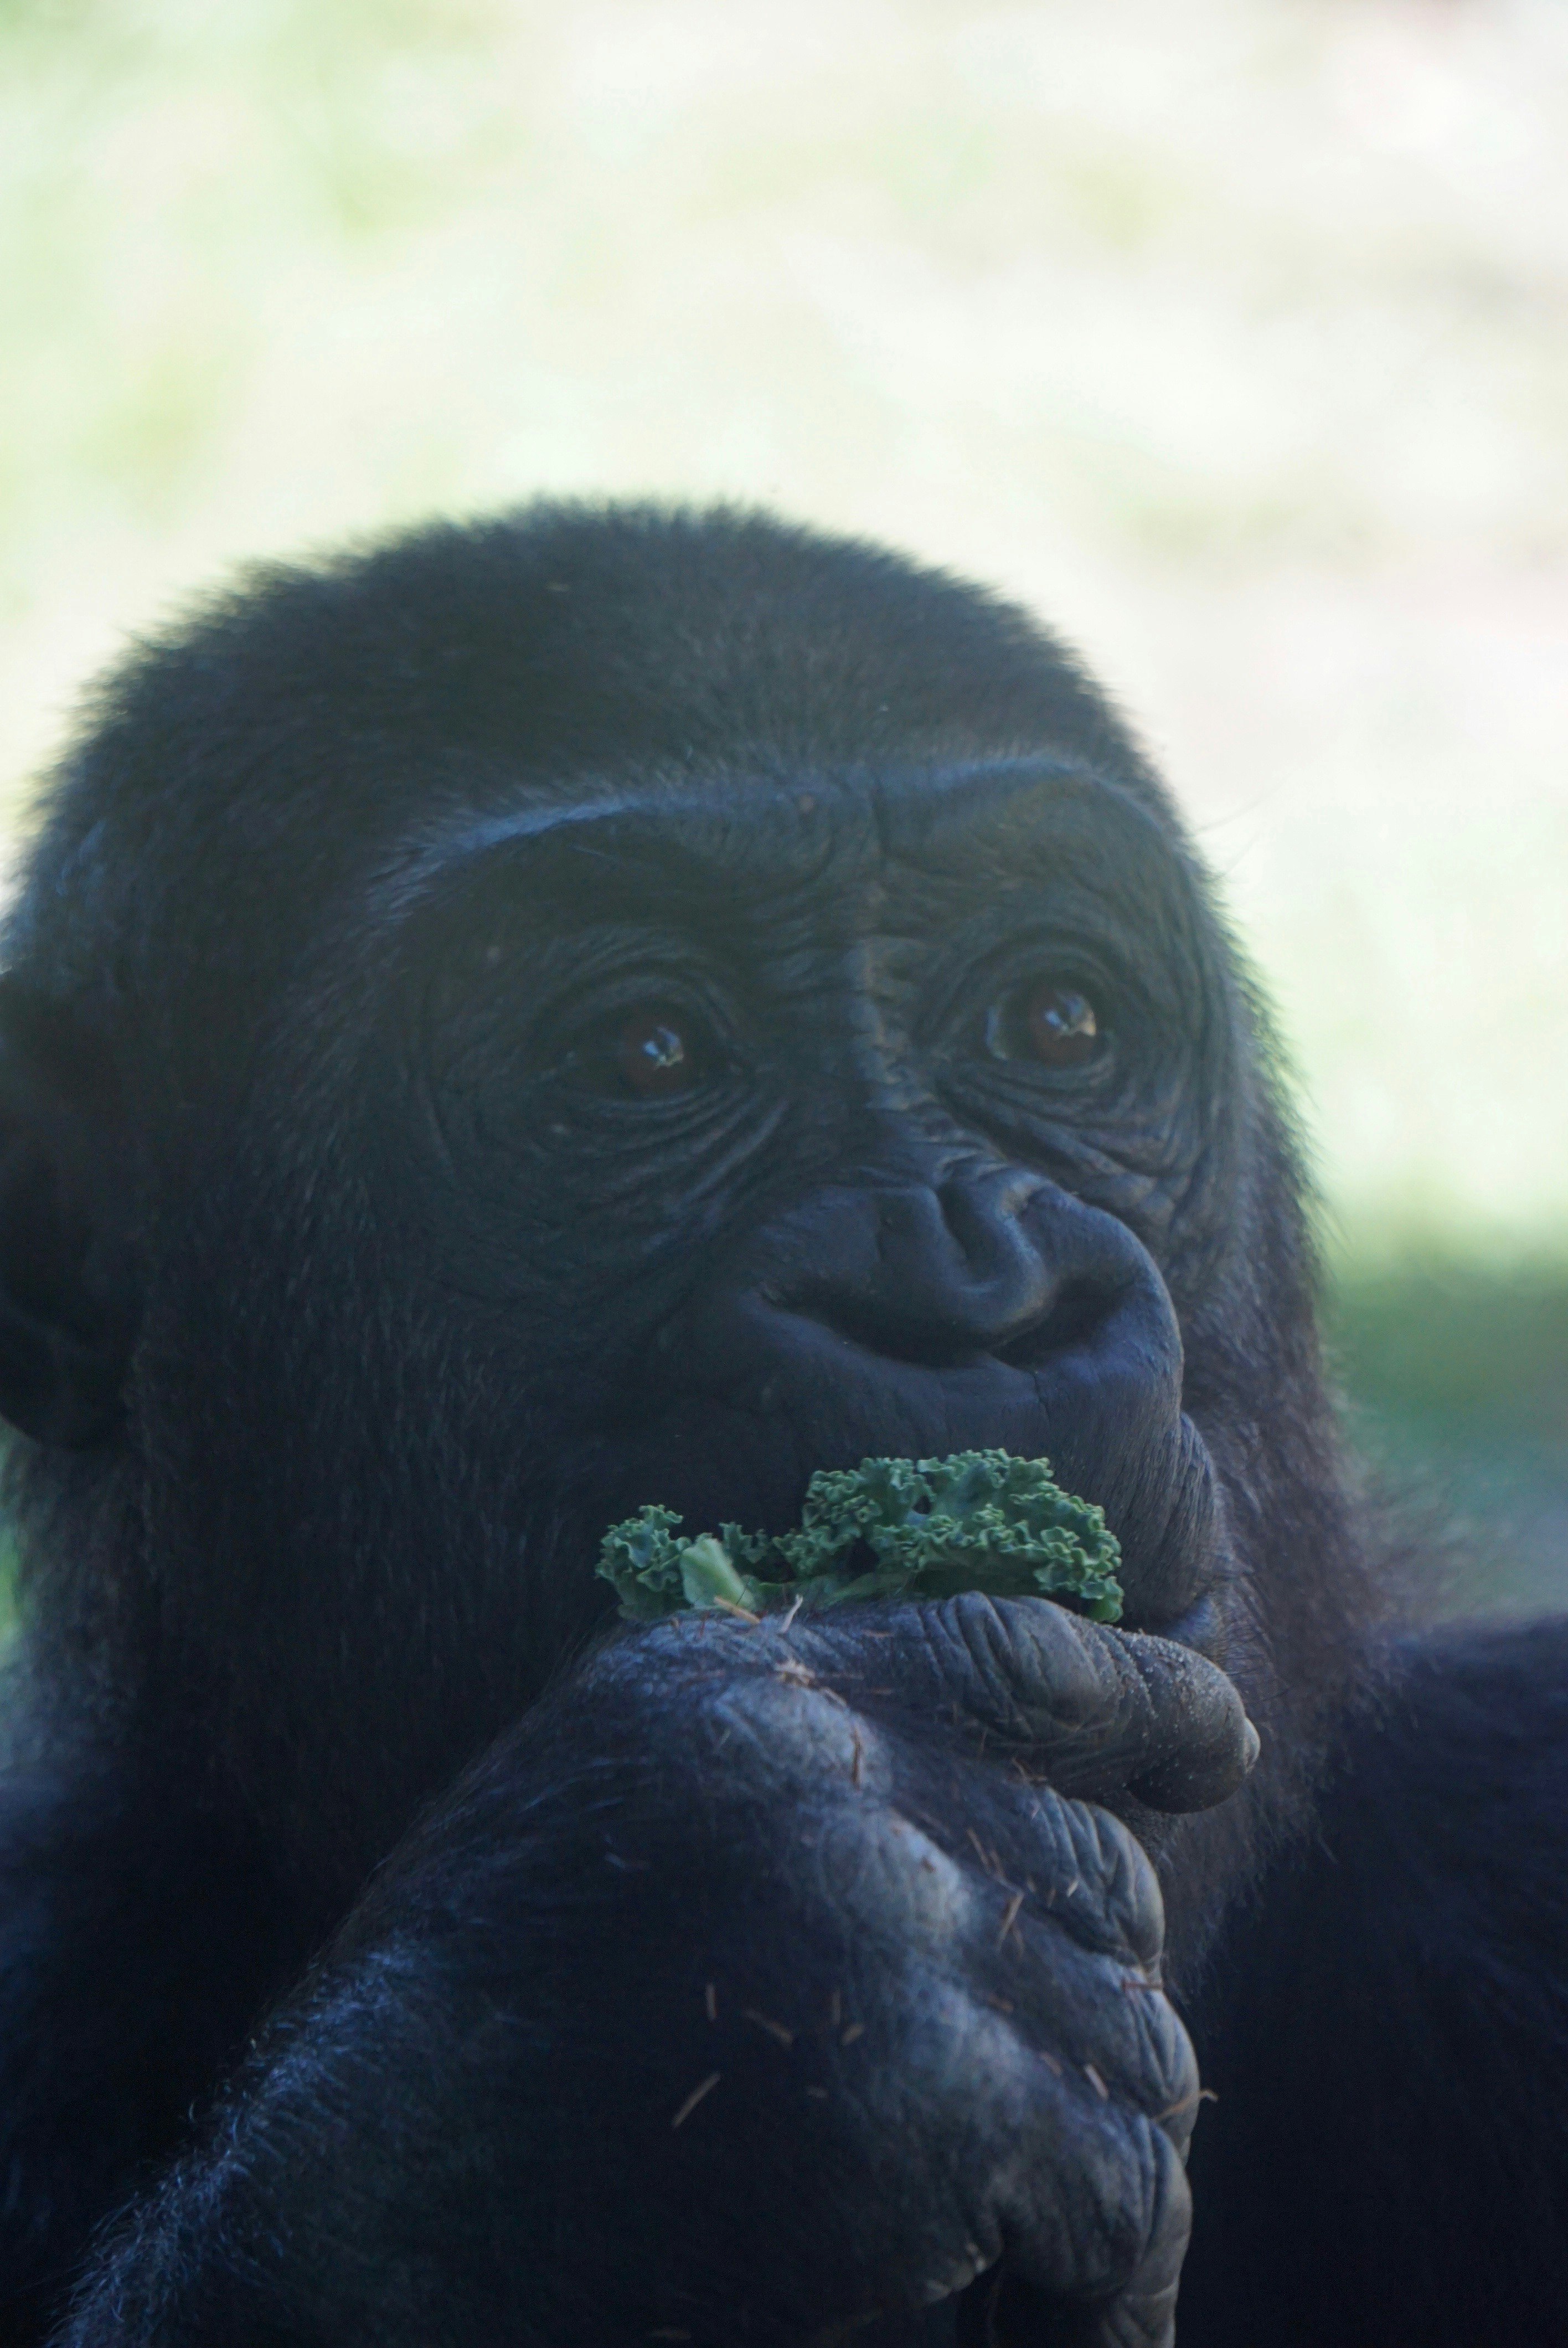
0 507 1375 1952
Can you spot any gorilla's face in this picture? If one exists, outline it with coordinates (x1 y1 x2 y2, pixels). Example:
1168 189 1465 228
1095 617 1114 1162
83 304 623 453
9 740 1258 1898
168 754 1244 1795
403 761 1238 1606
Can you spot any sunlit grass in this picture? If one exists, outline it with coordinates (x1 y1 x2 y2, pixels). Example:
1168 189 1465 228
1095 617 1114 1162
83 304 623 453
1329 1249 1568 1615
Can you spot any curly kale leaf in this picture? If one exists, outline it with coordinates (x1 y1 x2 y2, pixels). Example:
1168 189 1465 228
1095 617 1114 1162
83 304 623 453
596 1451 1123 1625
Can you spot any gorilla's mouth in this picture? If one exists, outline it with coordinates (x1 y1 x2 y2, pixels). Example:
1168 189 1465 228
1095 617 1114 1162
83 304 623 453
597 1316 1234 1650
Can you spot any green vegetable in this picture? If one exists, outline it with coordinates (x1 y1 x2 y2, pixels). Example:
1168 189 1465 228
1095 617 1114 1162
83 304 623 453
596 1450 1123 1625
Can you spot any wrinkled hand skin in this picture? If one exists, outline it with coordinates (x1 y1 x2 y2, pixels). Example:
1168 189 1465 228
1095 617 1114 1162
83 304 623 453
60 1597 1256 2348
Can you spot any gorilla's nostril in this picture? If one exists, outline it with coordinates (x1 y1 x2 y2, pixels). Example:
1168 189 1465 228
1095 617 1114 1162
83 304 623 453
774 1179 1125 1371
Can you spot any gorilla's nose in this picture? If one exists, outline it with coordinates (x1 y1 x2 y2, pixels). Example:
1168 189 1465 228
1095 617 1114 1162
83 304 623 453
780 1176 1110 1368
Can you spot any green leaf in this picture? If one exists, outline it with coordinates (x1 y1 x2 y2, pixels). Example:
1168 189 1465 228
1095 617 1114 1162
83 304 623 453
596 1453 1125 1626
678 1535 761 1613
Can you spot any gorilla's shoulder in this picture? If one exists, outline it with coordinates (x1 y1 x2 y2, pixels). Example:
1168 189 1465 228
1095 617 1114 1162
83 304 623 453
1210 1609 1568 2065
1203 1611 1568 1999
1182 1612 1568 2347
1314 1612 1568 2028
1339 1610 1568 1832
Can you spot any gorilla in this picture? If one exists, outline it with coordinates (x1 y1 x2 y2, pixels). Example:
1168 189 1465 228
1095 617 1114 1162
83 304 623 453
0 505 1564 2348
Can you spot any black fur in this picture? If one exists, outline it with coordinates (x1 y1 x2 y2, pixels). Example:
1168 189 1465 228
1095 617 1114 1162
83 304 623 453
1182 1617 1568 2344
0 505 1555 2345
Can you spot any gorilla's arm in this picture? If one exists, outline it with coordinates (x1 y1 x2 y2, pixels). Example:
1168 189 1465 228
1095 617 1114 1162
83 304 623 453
1181 1616 1568 2348
51 1599 1254 2348
0 1749 307 2343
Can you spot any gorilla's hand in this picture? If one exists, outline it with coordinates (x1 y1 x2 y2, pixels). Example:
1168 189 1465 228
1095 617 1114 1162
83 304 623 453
61 1598 1254 2348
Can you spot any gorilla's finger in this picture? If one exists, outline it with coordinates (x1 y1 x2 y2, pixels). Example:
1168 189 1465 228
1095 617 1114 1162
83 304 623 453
982 2133 1189 2348
790 1594 1258 1813
1002 1896 1196 2120
930 2023 1193 2344
976 1788 1170 1971
989 2103 1190 2348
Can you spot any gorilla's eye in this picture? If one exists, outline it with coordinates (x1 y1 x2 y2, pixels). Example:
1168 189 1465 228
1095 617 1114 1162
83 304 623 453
986 982 1101 1070
613 1008 699 1097
548 994 719 1101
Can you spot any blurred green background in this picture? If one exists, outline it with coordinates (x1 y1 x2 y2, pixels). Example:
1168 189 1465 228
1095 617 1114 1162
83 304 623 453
1 0 1565 1614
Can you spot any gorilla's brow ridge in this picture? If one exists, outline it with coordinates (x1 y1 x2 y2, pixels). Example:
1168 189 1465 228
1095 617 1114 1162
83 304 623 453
360 755 1161 933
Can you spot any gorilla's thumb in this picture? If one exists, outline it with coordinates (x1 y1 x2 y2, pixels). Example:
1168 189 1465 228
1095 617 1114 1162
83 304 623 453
800 1594 1258 1815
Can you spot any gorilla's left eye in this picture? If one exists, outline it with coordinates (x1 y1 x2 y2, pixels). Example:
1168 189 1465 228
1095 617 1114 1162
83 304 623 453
611 1008 700 1097
546 993 721 1102
986 981 1102 1070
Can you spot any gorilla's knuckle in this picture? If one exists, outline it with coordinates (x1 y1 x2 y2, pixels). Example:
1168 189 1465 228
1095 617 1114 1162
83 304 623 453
818 1806 975 1945
1111 2123 1195 2348
921 1592 1035 1739
1018 1794 1165 1964
1070 1964 1196 2134
1081 1806 1166 1966
710 1675 891 1800
922 1588 1000 1675
995 2093 1185 2315
1138 2006 1201 2151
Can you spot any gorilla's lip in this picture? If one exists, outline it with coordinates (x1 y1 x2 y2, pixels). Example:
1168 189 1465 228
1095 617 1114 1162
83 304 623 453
619 1286 1220 1628
602 1381 1229 1650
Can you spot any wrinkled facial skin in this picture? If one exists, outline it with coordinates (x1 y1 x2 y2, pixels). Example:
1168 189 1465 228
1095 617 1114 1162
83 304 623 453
143 753 1267 1911
398 764 1240 1630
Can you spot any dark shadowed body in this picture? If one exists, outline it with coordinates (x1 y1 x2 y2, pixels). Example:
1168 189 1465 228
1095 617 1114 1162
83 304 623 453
0 506 1562 2345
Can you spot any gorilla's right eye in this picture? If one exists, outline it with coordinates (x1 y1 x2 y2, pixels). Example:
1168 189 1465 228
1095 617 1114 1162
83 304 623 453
984 980 1103 1071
